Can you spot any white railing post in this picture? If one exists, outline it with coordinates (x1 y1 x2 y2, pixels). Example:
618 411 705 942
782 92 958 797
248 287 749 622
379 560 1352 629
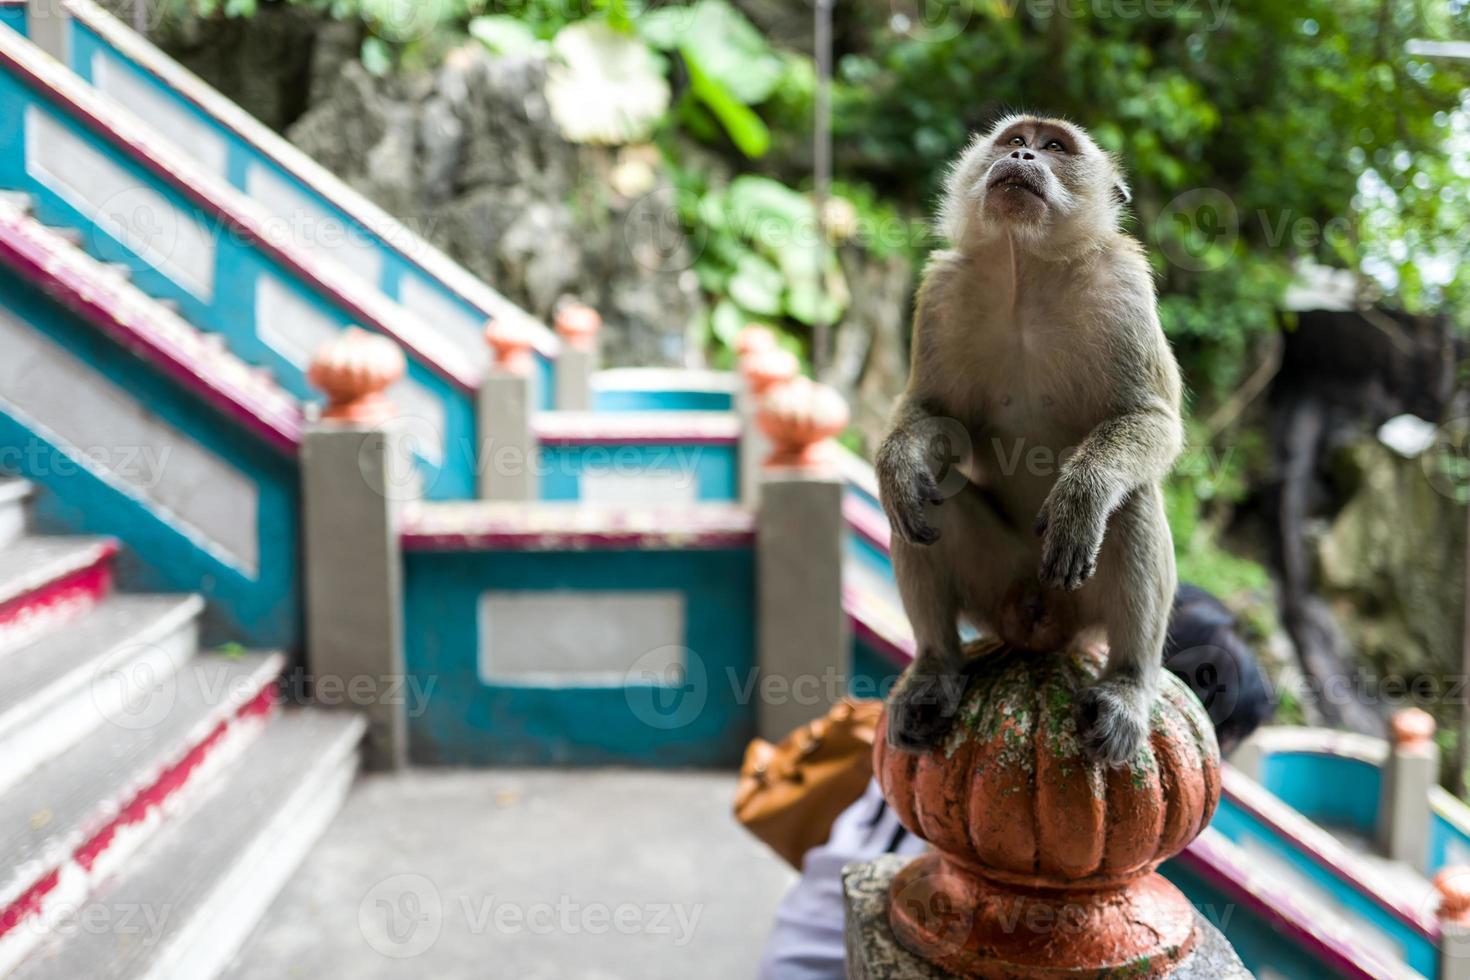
553 301 601 412
755 376 850 741
302 328 411 769
480 317 538 501
1379 707 1438 872
736 326 797 508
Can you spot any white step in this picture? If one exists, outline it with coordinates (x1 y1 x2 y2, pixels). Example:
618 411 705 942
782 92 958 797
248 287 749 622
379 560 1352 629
0 651 285 976
0 594 201 793
0 192 33 214
0 536 114 610
0 481 30 550
41 227 82 248
0 536 117 654
11 710 364 980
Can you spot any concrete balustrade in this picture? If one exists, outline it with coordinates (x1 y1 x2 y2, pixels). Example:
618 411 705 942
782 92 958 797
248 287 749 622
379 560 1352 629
1379 706 1439 872
302 330 411 770
755 375 851 741
479 318 539 501
735 325 796 505
553 301 602 412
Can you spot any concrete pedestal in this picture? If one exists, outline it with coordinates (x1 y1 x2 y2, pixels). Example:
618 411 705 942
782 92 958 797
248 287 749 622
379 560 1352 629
842 856 1250 980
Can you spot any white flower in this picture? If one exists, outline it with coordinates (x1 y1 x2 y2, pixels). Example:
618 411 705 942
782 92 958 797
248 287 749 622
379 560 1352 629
545 23 670 146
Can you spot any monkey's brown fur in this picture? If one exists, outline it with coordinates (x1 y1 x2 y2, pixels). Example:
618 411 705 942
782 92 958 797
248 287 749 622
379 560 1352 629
877 114 1183 765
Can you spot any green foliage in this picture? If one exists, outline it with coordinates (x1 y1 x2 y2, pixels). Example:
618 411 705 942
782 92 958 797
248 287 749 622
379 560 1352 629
834 0 1470 404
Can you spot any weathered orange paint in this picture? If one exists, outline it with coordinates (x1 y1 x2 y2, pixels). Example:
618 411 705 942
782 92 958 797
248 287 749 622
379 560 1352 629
875 642 1221 977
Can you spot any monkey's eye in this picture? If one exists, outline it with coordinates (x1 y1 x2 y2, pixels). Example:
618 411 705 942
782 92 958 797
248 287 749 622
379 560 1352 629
1008 136 1026 147
1043 139 1066 152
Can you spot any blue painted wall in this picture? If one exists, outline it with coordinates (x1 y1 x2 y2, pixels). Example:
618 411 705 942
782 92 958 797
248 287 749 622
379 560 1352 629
538 443 739 502
592 389 734 413
0 262 300 652
1160 861 1341 980
64 18 558 411
0 30 475 498
1207 792 1434 974
403 546 756 766
1258 752 1382 835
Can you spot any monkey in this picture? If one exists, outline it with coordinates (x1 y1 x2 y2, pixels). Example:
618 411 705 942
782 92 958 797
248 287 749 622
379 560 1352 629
876 113 1184 766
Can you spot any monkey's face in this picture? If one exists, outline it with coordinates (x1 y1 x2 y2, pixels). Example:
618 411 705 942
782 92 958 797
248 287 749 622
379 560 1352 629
942 116 1129 248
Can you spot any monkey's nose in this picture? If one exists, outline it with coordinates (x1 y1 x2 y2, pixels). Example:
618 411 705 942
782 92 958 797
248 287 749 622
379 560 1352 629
1011 151 1035 161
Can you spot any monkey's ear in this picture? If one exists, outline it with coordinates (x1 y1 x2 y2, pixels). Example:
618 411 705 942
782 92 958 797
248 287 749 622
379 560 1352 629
1112 181 1132 207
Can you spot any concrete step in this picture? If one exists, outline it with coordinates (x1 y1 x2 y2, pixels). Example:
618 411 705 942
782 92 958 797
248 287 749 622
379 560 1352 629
10 710 364 980
40 227 82 248
0 481 30 550
0 536 118 653
0 594 202 793
0 651 285 975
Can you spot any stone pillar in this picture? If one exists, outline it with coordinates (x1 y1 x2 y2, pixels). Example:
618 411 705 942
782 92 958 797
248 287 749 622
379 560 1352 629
1228 735 1265 781
755 377 850 741
1435 867 1470 980
29 0 70 63
480 317 538 501
302 329 410 770
553 301 601 412
736 327 798 507
1378 707 1438 872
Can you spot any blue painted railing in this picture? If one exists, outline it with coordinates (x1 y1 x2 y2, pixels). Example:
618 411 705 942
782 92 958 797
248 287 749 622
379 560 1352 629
0 258 301 651
0 22 478 498
57 0 560 407
400 505 756 766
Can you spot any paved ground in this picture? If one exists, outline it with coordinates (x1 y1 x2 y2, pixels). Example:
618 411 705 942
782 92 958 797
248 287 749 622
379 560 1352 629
223 769 797 980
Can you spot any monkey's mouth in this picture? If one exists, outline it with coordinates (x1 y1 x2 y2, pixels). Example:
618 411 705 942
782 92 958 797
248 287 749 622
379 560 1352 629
987 172 1047 201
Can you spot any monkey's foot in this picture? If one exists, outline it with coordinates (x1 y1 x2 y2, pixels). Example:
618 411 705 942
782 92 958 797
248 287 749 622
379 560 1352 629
1074 680 1150 767
885 672 965 751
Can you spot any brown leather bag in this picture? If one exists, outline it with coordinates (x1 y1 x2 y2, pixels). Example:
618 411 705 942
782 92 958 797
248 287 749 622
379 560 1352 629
734 698 884 869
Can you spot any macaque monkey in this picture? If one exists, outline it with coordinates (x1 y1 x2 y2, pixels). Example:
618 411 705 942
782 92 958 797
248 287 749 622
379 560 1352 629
877 114 1183 766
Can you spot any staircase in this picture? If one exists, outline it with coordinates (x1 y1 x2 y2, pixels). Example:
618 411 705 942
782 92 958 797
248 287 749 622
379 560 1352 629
0 479 362 979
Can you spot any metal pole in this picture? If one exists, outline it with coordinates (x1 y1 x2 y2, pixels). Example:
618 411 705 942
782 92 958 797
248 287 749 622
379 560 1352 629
1457 476 1470 796
812 0 833 378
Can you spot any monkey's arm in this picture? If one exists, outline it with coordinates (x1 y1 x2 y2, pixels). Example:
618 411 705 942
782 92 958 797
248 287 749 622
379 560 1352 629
875 261 964 546
875 395 950 545
1037 327 1183 591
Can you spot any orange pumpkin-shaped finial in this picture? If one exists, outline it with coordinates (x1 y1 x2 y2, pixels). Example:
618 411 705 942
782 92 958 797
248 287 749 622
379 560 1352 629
757 377 849 468
874 643 1220 977
307 328 405 424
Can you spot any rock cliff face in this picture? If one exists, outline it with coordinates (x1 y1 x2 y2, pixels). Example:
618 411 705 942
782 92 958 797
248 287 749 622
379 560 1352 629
1318 436 1467 700
287 48 705 367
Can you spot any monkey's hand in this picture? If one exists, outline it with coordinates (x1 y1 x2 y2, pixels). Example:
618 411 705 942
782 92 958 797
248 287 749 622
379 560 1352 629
1034 479 1107 591
876 429 944 546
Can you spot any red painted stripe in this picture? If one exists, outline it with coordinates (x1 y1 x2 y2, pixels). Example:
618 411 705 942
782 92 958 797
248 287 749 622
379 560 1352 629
843 494 891 554
0 212 303 455
0 540 116 638
1220 775 1438 940
1174 838 1409 980
401 526 757 552
0 680 278 940
0 33 478 393
66 4 560 360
